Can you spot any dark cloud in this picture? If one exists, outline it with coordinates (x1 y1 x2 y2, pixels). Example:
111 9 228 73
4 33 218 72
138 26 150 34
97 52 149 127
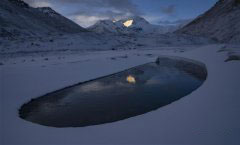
160 5 176 15
23 0 141 27
23 0 140 14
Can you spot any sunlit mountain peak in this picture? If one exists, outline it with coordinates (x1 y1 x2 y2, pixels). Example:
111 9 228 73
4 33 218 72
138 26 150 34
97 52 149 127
123 19 133 27
126 75 136 84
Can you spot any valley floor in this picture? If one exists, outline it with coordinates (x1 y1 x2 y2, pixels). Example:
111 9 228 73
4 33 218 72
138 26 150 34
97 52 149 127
0 44 240 145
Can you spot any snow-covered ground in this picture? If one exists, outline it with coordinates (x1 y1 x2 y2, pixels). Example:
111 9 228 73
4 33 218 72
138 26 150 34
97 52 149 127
0 32 214 59
1 44 240 145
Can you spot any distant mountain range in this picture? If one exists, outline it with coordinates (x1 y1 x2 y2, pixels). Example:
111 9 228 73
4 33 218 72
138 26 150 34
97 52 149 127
0 0 86 39
0 0 215 55
87 16 189 35
176 0 240 43
0 0 239 44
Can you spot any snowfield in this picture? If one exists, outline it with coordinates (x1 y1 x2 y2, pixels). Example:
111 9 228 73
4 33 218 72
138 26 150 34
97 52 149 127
1 44 240 145
1 0 240 144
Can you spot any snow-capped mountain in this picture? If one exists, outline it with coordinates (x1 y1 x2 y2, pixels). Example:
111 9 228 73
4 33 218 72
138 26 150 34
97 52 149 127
0 0 86 39
176 0 240 43
87 20 125 34
88 16 186 35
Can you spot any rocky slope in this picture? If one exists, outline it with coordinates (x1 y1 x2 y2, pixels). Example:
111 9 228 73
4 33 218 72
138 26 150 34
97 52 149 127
176 0 240 43
0 0 86 39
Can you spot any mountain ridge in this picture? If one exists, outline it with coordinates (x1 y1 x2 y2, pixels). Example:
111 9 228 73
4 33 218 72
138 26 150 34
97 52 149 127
176 0 240 43
0 0 87 39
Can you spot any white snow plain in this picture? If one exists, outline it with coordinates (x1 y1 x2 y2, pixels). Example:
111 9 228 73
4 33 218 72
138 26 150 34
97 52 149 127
1 44 240 145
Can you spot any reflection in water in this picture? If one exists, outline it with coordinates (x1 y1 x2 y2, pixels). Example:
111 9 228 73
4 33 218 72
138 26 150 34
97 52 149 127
19 57 207 128
76 82 113 93
126 75 136 84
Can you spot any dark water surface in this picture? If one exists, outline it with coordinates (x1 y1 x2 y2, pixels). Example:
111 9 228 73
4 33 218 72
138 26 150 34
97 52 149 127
19 57 207 127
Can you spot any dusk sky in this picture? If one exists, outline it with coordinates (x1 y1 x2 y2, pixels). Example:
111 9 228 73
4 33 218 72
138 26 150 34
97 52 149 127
24 0 218 27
